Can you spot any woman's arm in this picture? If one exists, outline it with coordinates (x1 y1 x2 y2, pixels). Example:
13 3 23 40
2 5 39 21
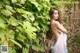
55 21 67 33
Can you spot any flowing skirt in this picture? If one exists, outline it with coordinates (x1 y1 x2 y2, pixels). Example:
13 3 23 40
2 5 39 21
51 32 68 53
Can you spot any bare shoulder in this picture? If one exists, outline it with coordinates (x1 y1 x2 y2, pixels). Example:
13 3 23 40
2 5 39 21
52 20 60 25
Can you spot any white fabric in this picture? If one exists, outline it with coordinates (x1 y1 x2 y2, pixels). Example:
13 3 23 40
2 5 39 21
51 32 68 53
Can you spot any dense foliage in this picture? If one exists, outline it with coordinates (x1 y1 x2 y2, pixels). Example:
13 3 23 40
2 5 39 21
0 0 51 53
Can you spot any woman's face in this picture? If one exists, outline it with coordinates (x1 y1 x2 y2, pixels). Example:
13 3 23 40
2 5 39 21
53 10 59 20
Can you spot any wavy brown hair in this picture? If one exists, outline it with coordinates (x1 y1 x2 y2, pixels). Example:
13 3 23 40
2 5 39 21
46 7 62 40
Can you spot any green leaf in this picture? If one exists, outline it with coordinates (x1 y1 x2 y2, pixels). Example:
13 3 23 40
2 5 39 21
11 0 17 3
26 43 30 48
40 46 45 52
22 21 37 39
40 23 48 31
17 37 24 43
0 1 5 9
26 32 36 39
23 21 31 29
27 27 37 32
17 34 26 42
16 26 24 32
29 16 35 22
8 47 16 53
0 30 5 40
32 45 45 52
7 30 15 39
0 22 5 29
16 8 28 14
29 0 36 2
32 45 40 51
3 0 10 4
17 8 35 21
20 0 26 4
31 2 41 11
0 2 3 9
9 16 19 26
33 21 38 26
23 47 29 53
6 5 15 13
23 21 37 32
10 39 22 48
22 14 28 19
0 18 6 29
34 38 39 45
44 0 50 3
31 2 39 8
1 9 12 16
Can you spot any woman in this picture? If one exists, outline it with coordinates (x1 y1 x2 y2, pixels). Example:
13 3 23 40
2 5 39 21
47 7 68 53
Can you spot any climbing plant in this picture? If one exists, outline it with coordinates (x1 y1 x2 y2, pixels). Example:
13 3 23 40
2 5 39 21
0 0 52 53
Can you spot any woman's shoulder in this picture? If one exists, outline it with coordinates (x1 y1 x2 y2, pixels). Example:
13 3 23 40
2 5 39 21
52 20 60 25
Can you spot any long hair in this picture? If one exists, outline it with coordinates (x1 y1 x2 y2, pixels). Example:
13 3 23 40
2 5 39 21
49 8 61 23
46 7 61 40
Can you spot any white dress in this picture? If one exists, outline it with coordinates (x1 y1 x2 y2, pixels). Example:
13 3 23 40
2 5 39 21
51 32 68 53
